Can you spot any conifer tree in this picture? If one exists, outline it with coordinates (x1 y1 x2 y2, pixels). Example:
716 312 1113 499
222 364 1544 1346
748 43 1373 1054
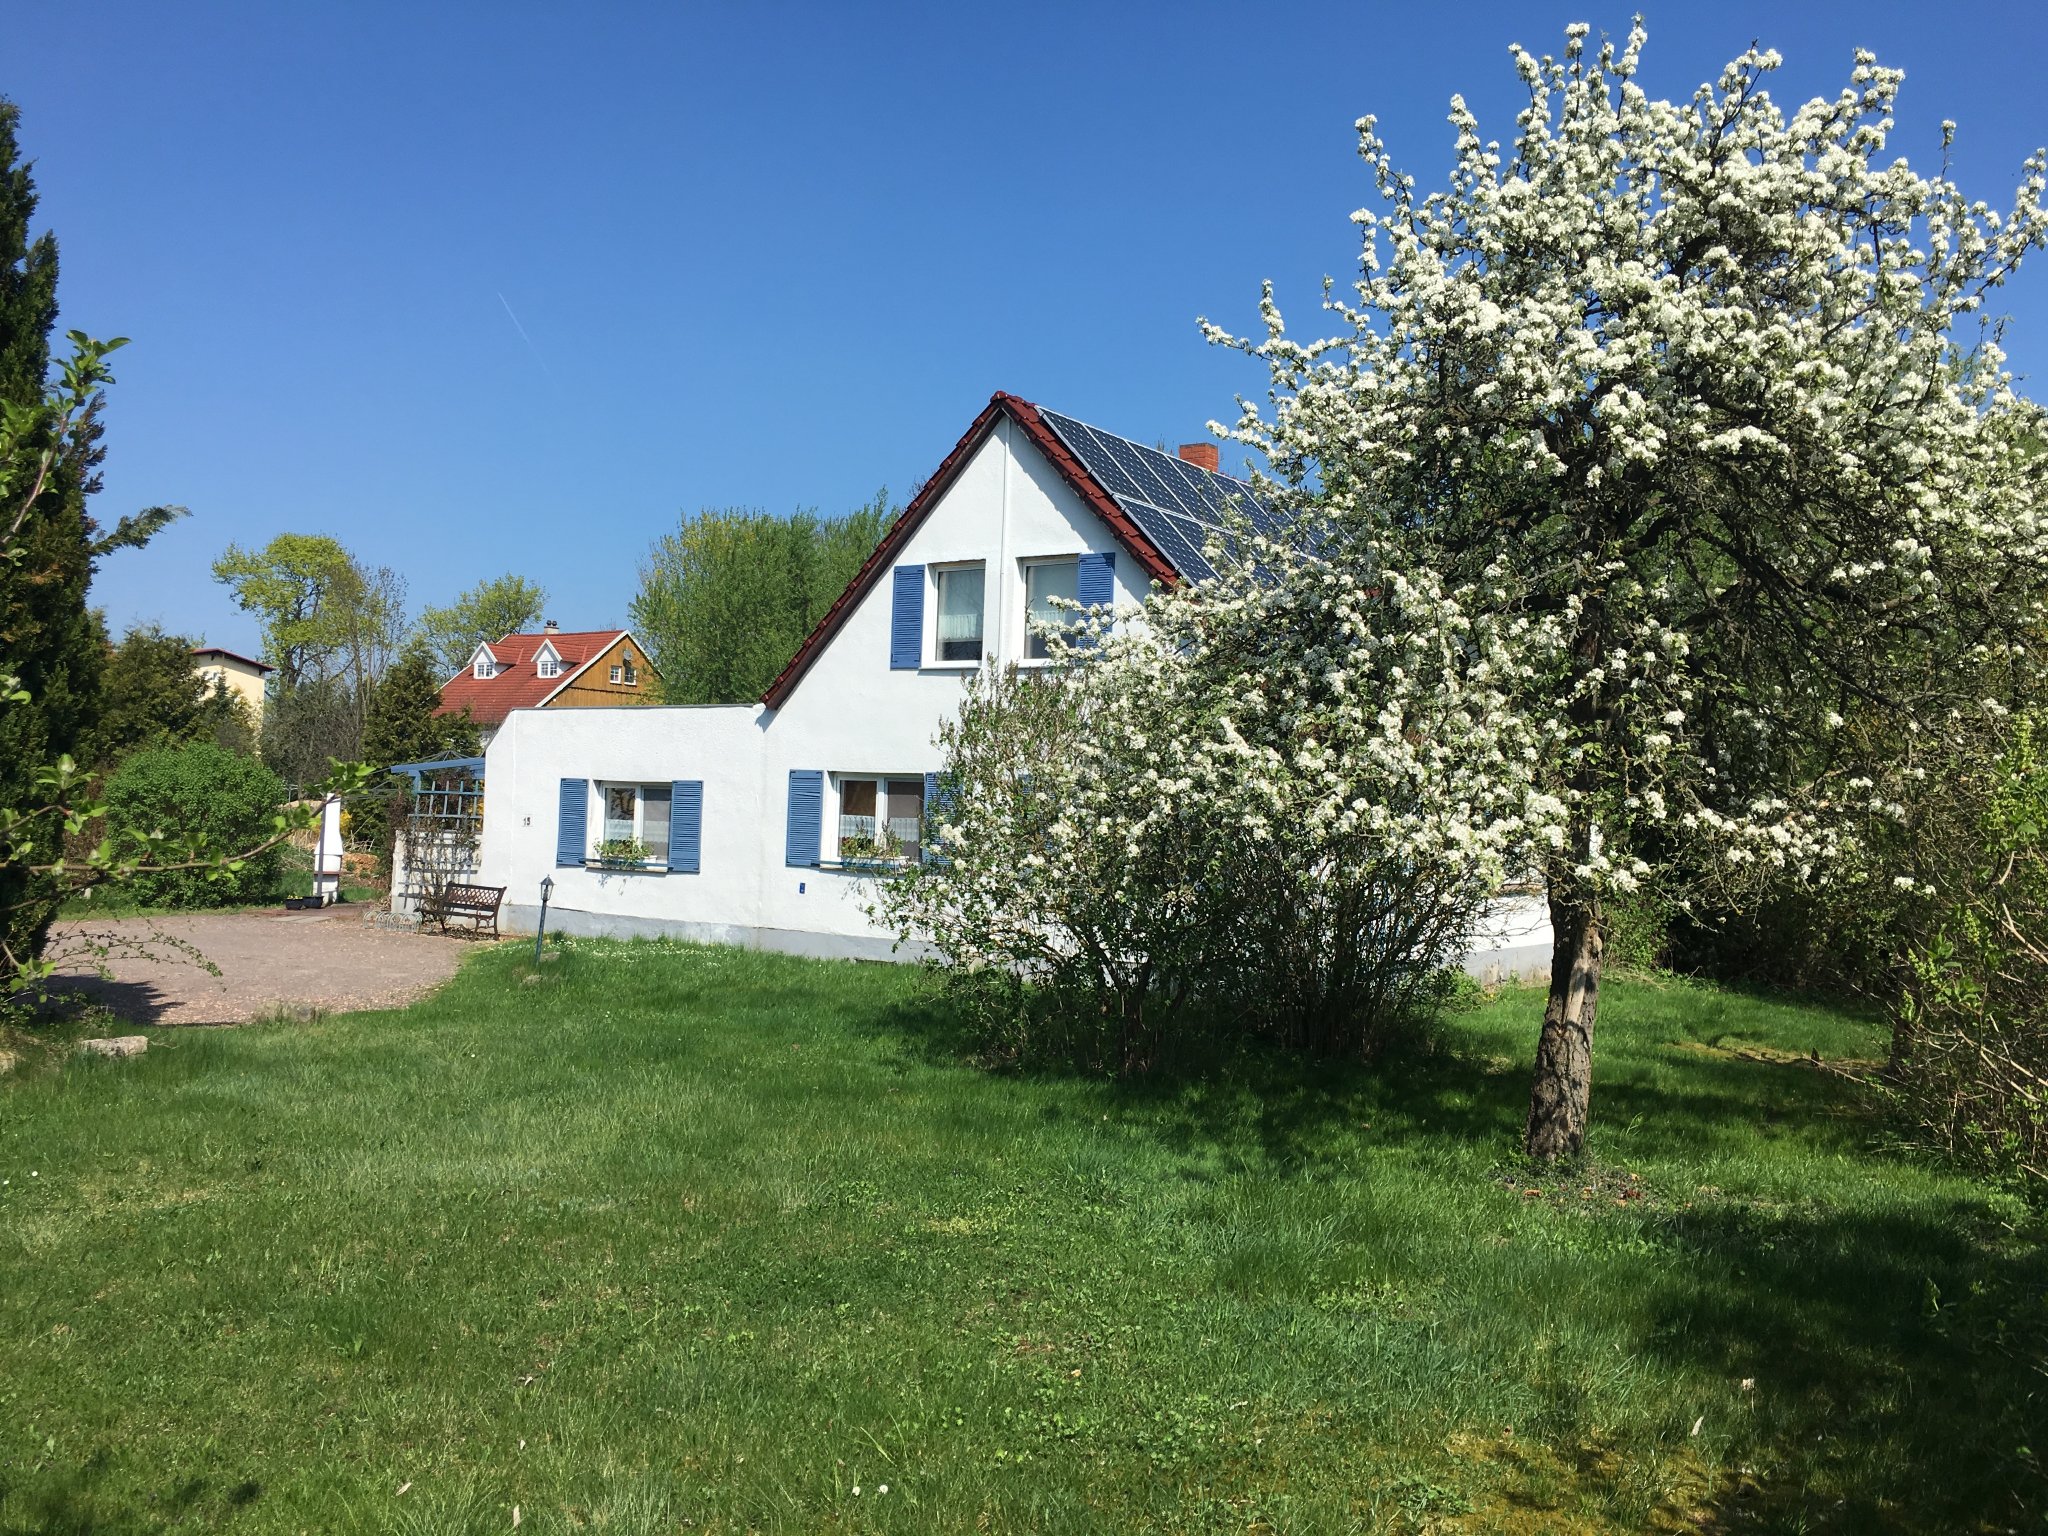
0 99 107 965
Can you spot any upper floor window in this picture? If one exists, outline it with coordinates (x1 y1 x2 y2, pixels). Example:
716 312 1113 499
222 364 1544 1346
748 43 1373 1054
610 655 638 686
934 564 984 663
1023 558 1079 661
473 655 496 679
537 652 561 679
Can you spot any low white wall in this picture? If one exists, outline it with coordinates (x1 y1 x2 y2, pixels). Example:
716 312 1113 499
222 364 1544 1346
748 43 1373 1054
1464 893 1553 984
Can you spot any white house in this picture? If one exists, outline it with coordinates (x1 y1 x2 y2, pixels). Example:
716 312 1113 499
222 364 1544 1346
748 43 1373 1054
470 392 1554 978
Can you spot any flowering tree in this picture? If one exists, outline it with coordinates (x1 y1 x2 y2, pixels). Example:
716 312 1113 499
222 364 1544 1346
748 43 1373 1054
1208 24 2048 1157
879 530 1563 1070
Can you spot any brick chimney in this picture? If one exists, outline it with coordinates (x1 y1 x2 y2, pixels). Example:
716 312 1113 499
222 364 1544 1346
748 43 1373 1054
1177 442 1220 473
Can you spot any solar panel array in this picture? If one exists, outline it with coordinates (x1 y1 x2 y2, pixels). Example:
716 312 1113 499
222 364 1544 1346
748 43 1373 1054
1038 409 1284 582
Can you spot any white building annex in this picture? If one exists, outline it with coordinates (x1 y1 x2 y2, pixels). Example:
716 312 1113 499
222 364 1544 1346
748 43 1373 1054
468 392 1554 978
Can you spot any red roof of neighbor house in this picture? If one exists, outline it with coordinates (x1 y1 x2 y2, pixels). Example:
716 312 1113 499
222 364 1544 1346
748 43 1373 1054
760 392 1185 710
191 646 273 673
435 629 643 727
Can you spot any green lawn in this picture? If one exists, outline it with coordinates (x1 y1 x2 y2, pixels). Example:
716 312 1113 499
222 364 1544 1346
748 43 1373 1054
1 942 2041 1533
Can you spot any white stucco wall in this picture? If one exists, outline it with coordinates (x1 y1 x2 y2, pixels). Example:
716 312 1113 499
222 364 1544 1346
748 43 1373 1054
480 702 780 938
748 417 1153 947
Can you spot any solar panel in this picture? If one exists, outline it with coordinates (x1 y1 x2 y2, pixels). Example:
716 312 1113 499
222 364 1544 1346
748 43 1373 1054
1063 421 1147 501
1124 502 1216 582
1163 452 1232 520
1103 437 1203 524
1040 407 1294 581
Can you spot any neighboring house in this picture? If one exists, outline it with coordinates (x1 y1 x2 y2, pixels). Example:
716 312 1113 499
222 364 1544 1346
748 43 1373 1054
459 392 1554 978
190 646 272 725
434 622 657 747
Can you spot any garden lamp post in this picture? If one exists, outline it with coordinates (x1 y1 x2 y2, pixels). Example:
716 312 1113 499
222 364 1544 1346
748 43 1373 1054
534 875 554 965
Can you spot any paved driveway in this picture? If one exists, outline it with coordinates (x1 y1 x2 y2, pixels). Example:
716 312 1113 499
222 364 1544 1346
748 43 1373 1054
45 906 475 1026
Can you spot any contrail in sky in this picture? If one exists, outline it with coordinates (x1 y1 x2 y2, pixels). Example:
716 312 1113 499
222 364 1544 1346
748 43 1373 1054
496 290 561 389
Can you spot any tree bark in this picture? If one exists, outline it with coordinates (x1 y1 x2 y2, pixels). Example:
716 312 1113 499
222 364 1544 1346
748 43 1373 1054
1526 888 1603 1162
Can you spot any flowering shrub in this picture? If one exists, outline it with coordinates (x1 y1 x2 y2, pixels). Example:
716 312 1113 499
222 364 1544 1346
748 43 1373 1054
877 525 1563 1071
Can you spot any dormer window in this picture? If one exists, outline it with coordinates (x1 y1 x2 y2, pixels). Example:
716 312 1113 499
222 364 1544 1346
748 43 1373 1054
472 653 497 680
536 644 562 679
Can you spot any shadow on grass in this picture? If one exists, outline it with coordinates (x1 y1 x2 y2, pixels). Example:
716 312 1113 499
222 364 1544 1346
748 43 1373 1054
0 1454 262 1535
866 978 2047 1530
868 979 1883 1171
1649 1199 2048 1532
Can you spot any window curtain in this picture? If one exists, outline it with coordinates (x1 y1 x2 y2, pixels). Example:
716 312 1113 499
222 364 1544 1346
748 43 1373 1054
936 567 984 660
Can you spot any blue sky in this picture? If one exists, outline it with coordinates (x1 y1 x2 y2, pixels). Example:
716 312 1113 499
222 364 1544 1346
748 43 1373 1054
10 1 2048 658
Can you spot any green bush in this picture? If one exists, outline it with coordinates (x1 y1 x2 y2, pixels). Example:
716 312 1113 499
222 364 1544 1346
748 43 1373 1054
1894 717 2048 1193
1601 890 1673 972
102 742 288 909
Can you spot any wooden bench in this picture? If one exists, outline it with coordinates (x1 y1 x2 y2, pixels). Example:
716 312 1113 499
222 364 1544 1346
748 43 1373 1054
423 882 505 939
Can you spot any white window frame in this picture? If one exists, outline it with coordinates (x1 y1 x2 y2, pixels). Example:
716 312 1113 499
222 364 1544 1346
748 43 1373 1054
591 781 671 869
833 775 924 865
1019 554 1082 665
472 651 496 679
536 645 562 679
609 656 639 686
929 561 986 668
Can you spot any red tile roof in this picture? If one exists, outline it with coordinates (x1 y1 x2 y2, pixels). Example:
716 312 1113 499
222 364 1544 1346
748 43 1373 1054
435 629 640 727
760 393 1181 709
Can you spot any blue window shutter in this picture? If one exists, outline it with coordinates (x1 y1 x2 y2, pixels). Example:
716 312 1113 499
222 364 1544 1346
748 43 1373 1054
1075 552 1116 650
669 780 703 874
786 770 823 867
556 778 588 867
1076 551 1116 608
890 565 924 669
922 770 950 865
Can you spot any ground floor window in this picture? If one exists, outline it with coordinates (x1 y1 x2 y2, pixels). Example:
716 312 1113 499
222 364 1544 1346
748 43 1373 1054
837 776 922 862
596 782 669 865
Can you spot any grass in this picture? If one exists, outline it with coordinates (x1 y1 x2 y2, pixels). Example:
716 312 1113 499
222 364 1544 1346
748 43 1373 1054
1 941 2042 1534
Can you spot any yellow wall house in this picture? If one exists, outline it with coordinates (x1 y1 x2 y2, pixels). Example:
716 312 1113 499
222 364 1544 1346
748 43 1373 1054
435 623 658 747
191 646 273 727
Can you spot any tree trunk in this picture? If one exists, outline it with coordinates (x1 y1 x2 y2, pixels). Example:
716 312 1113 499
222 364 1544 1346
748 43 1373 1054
1526 889 1603 1161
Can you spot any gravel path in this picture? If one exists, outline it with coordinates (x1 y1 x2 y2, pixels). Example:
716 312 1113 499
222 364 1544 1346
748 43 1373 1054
44 906 476 1026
